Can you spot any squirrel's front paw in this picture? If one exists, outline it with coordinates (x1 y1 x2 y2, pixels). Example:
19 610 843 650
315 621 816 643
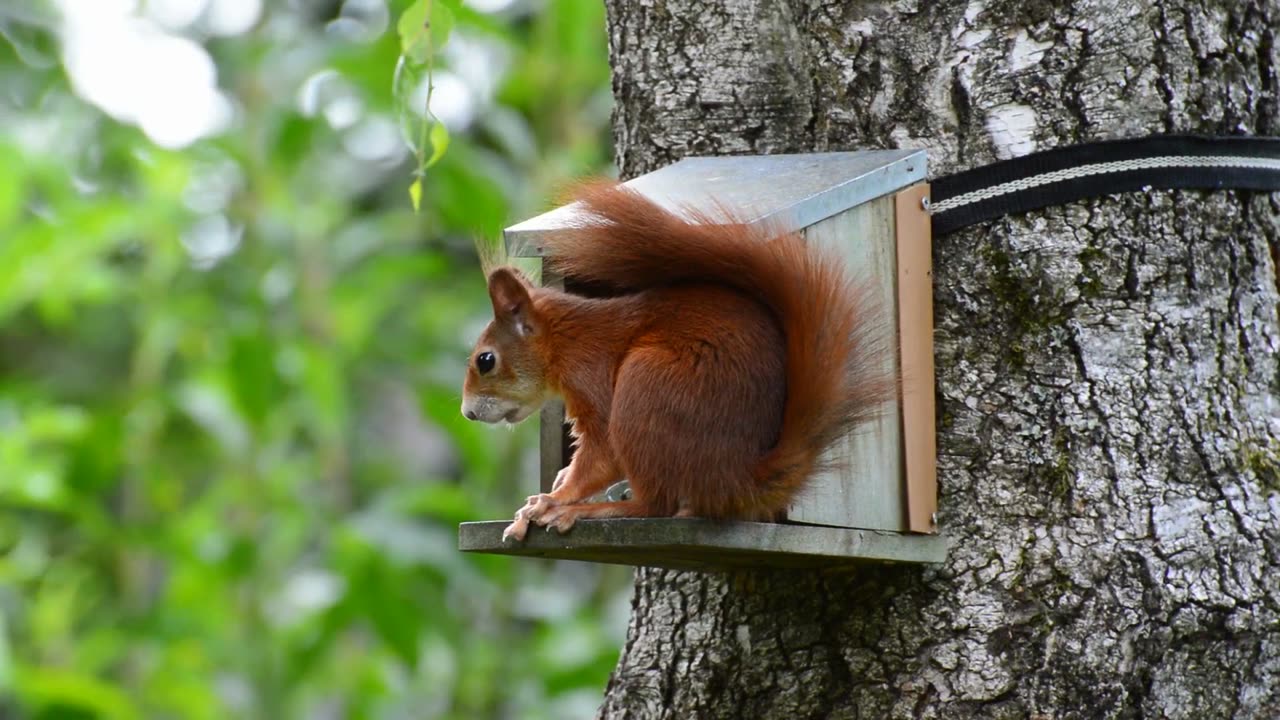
539 505 581 535
502 494 560 542
502 513 531 542
520 493 559 522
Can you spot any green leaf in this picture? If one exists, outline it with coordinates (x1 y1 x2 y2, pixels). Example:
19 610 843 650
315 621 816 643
25 406 90 442
0 142 24 228
396 0 430 63
392 55 424 151
17 667 142 720
298 344 347 444
0 2 60 69
408 177 422 212
398 0 453 64
429 1 456 51
346 551 421 668
425 121 450 169
228 331 279 427
0 612 11 688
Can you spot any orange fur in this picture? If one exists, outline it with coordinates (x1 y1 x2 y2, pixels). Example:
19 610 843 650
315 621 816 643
461 181 894 540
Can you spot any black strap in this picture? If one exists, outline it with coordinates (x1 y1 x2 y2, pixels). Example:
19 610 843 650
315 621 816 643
929 134 1280 236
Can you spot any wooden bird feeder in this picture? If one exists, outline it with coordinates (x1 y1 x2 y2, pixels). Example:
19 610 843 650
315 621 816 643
458 150 946 571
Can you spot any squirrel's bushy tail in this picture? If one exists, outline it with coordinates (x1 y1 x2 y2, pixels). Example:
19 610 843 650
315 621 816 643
542 180 895 514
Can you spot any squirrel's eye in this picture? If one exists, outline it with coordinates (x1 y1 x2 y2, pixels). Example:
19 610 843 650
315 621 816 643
475 351 496 374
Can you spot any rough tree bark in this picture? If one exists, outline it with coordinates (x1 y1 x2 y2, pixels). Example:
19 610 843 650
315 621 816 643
596 1 1280 718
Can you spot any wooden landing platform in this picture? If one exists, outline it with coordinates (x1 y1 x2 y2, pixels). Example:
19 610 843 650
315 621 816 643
458 518 947 572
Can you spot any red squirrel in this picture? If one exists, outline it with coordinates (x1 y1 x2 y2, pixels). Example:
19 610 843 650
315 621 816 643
461 181 893 541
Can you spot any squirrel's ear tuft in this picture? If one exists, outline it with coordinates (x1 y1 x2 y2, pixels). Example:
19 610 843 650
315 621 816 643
488 267 536 336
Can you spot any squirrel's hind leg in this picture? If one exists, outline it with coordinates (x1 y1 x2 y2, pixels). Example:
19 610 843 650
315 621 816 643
609 342 775 519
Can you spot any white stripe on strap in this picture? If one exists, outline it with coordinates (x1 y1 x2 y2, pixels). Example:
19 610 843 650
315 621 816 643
930 155 1280 215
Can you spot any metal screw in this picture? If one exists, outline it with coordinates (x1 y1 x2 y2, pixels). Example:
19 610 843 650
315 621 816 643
921 196 932 213
931 512 938 526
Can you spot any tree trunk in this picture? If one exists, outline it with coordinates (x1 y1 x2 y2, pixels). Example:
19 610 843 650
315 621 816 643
597 1 1280 718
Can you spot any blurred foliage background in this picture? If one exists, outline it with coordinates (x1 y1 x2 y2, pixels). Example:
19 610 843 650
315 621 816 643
0 0 628 718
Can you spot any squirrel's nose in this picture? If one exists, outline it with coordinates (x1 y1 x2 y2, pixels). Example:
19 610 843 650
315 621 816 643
464 409 478 421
